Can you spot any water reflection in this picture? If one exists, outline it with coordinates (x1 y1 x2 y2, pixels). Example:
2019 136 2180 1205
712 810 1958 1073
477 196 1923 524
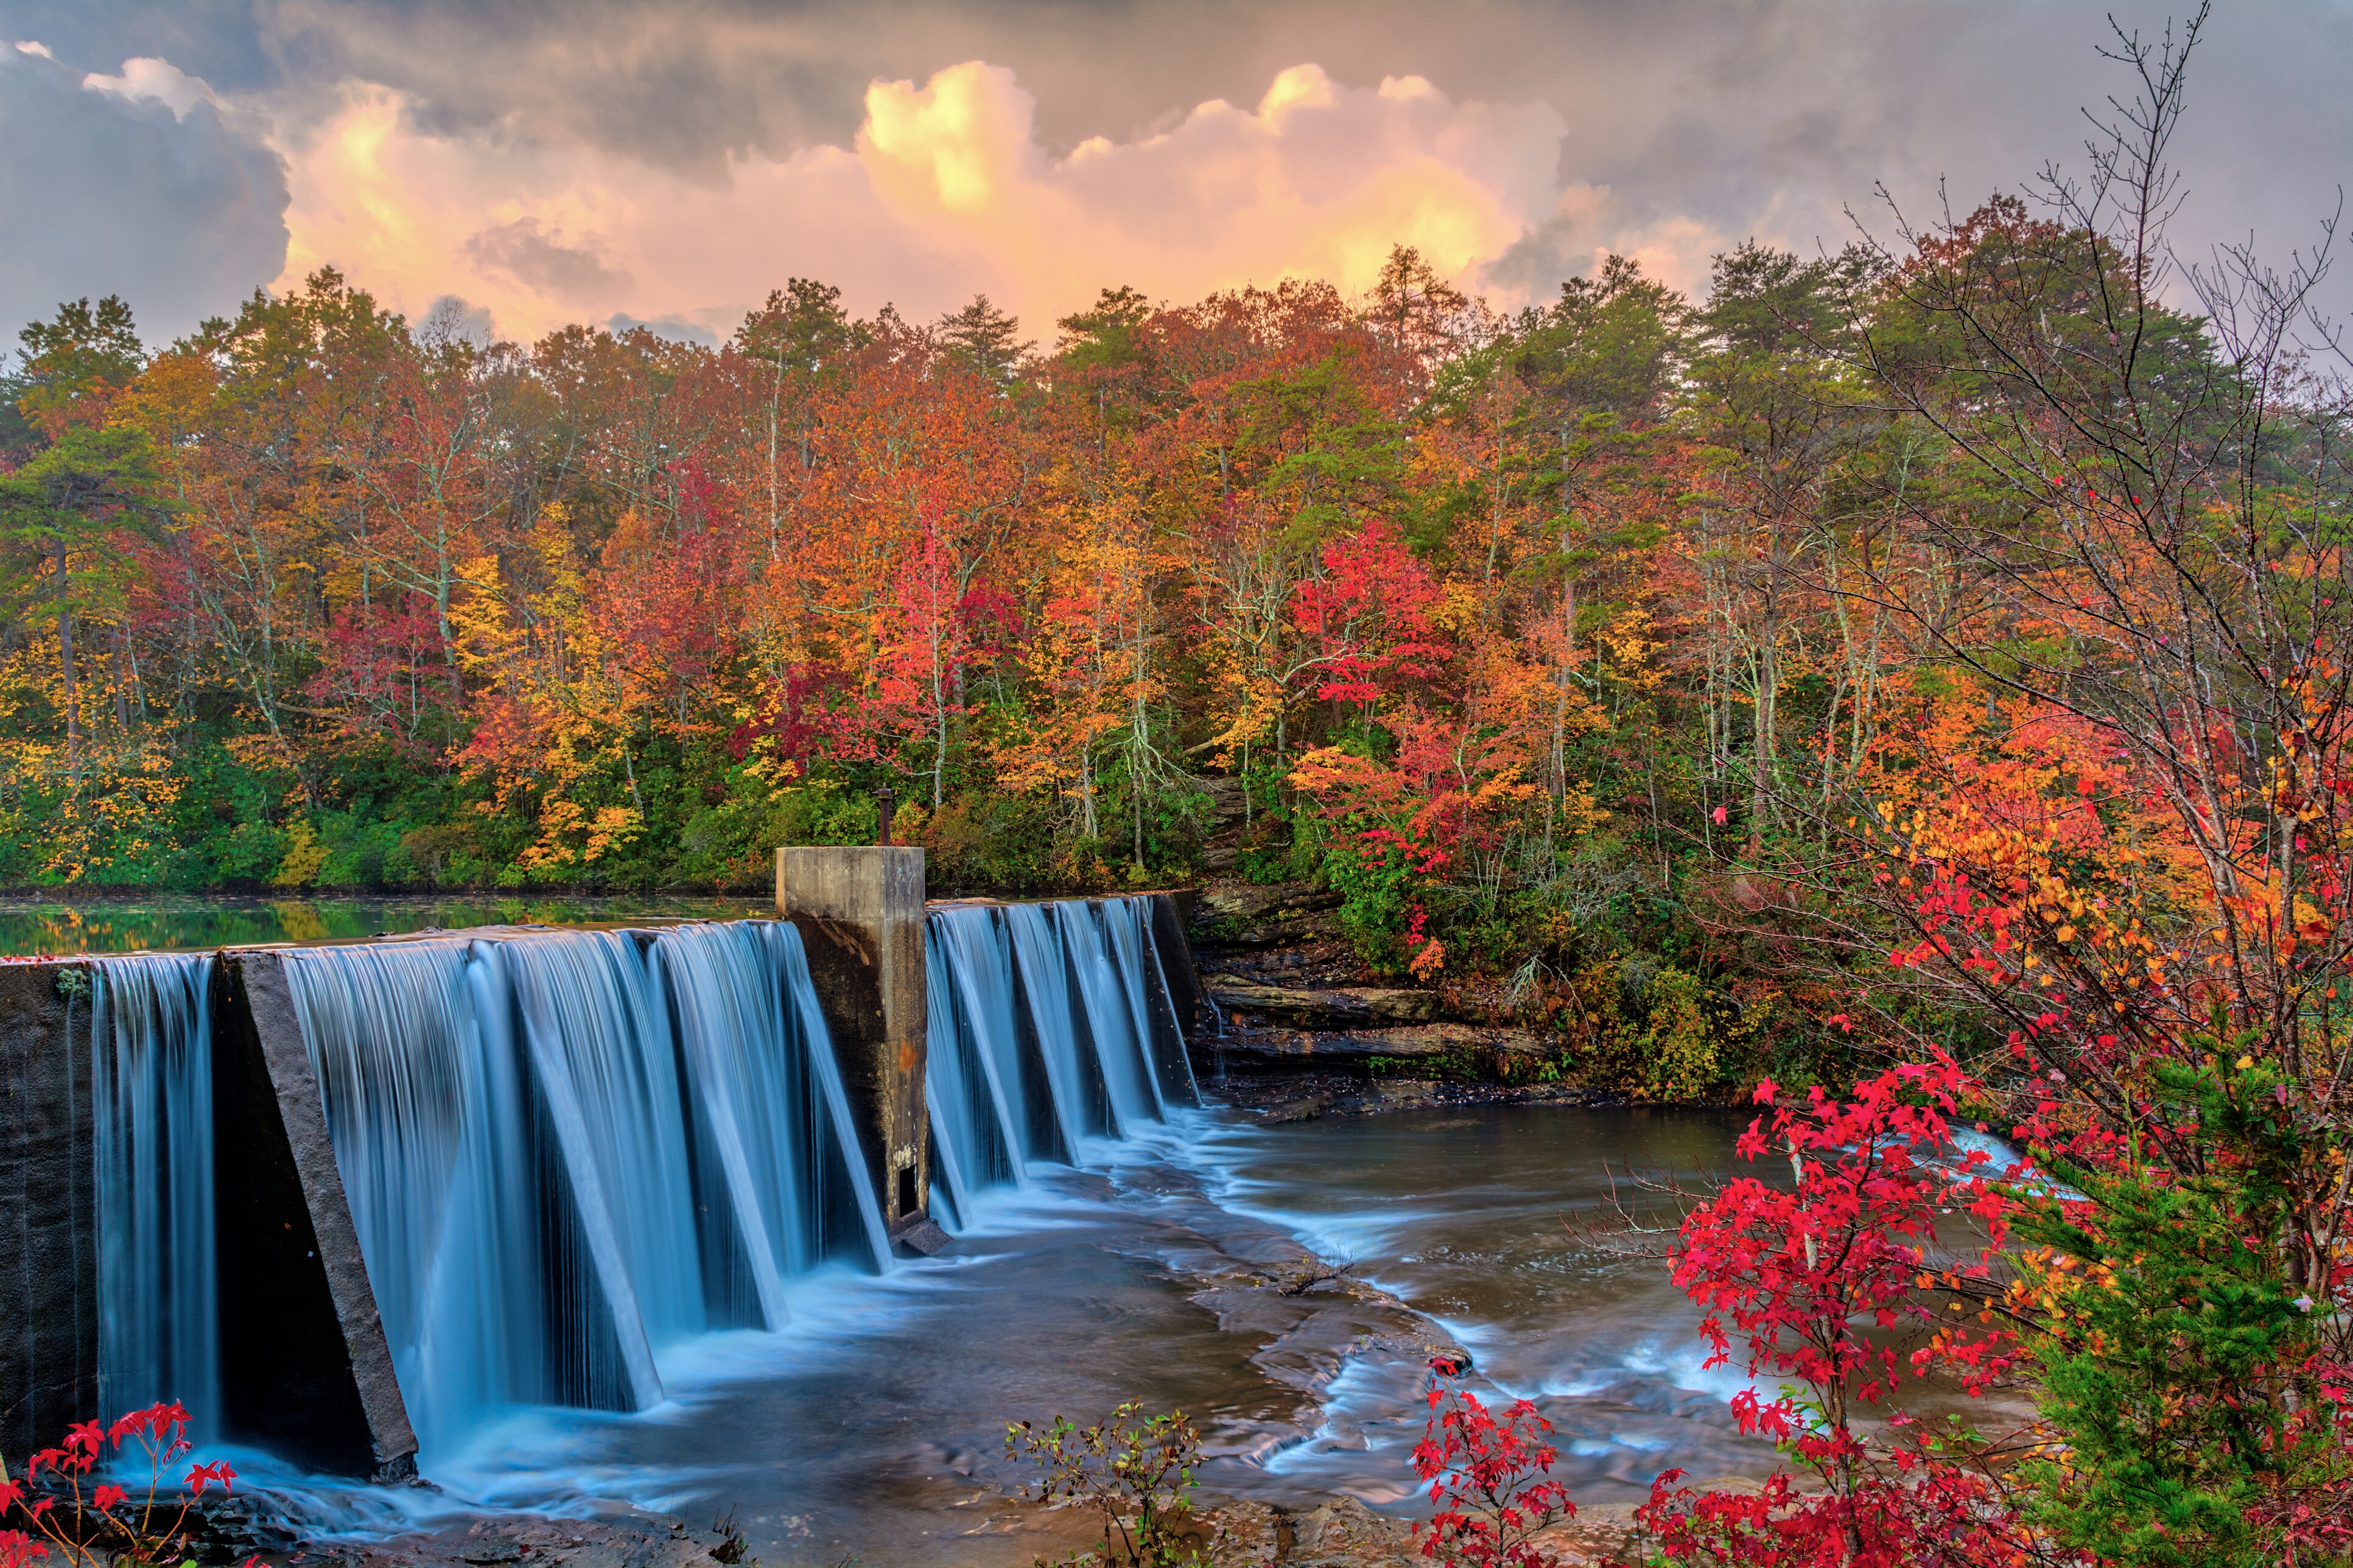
0 895 770 956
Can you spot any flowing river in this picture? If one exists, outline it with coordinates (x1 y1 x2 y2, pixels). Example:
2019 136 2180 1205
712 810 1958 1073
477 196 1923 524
309 1103 1770 1566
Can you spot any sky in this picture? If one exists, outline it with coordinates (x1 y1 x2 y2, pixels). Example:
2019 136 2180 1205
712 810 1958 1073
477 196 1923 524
2 1 2349 352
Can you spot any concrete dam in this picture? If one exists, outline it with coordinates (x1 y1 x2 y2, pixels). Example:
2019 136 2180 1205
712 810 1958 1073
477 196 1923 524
1 848 1205 1482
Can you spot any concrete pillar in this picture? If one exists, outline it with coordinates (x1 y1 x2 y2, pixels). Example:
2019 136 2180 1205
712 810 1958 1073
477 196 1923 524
776 847 930 1234
214 954 417 1480
1 961 97 1471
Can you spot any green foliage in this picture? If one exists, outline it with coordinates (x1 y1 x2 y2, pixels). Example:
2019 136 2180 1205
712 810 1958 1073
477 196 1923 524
1565 960 1776 1101
2011 1051 2344 1568
15 295 144 417
1319 836 1429 979
1005 1404 1215 1568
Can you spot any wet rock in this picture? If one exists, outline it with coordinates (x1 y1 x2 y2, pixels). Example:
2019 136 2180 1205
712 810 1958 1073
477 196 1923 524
311 1510 730 1568
1201 1066 1598 1124
1278 1497 1418 1565
1211 1020 1546 1060
183 1492 304 1563
1206 982 1442 1027
1191 884 1345 947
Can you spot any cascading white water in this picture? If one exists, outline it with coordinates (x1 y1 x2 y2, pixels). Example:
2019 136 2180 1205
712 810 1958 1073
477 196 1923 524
91 953 219 1436
924 896 1197 1226
924 909 1035 1231
655 922 894 1306
279 921 888 1463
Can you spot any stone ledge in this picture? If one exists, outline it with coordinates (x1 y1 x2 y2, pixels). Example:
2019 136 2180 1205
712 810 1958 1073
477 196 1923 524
1207 981 1445 1028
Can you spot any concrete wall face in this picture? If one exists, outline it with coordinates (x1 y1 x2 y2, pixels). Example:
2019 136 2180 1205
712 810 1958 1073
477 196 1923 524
214 956 417 1480
777 847 929 1230
0 963 97 1469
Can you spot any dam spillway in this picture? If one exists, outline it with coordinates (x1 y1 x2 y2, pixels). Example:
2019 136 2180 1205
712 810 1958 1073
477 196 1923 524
278 921 890 1462
924 897 1200 1228
0 879 1205 1480
92 954 220 1439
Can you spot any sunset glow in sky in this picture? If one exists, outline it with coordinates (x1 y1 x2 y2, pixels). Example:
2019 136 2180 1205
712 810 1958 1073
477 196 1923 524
275 59 1581 343
2 1 2348 345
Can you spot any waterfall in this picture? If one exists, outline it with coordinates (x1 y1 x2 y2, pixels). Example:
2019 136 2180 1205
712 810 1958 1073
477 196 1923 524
279 921 886 1462
91 953 219 1436
924 896 1197 1225
654 922 893 1314
75 900 1190 1471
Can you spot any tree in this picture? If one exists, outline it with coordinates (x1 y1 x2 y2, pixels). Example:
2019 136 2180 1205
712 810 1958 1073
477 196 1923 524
936 294 1031 387
15 295 144 437
735 278 864 556
1688 241 1879 854
1729 8 2353 1559
0 425 158 785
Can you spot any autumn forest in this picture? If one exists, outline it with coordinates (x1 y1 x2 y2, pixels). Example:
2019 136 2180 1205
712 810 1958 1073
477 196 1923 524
8 7 2353 1556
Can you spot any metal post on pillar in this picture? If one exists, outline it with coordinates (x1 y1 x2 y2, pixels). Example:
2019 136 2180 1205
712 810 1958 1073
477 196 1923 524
774 840 942 1253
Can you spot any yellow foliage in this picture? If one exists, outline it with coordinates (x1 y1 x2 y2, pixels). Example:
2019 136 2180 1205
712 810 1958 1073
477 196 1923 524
272 820 328 887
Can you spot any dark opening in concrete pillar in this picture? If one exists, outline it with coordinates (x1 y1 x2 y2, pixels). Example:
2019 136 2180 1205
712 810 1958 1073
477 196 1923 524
775 847 929 1236
212 954 417 1481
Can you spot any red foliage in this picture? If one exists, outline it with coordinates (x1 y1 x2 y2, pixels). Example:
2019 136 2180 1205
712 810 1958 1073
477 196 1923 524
1412 1359 1574 1567
2 1403 242 1568
1637 1460 2030 1568
1675 1059 2021 1416
1291 519 1450 704
1640 1063 2033 1566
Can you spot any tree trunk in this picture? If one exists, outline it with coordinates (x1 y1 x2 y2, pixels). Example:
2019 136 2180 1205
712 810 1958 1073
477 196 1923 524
55 539 80 786
767 358 783 558
1747 632 1776 859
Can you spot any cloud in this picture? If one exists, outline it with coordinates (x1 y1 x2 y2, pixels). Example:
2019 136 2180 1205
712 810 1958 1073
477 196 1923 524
462 219 632 303
852 62 1565 313
4 2 2349 339
0 44 289 346
1478 186 1738 304
265 58 1569 343
608 313 720 348
83 55 215 118
416 294 494 349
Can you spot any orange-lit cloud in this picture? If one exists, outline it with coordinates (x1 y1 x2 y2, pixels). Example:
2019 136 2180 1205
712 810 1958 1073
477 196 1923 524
274 60 1583 343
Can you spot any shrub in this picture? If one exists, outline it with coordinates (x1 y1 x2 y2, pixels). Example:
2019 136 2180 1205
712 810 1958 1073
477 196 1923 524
1005 1402 1215 1567
0 1402 248 1568
1412 1359 1573 1567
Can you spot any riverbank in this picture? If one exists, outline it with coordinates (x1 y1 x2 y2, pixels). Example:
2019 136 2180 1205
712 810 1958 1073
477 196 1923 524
270 1482 1682 1567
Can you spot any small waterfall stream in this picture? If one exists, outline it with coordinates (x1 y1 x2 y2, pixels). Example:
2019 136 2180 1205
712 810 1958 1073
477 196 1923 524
924 895 1198 1229
91 953 220 1437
